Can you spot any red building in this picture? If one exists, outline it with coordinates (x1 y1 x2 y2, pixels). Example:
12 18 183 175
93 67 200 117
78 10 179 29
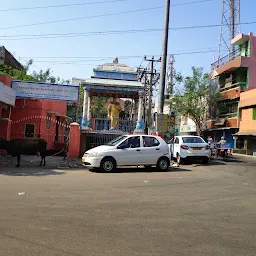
0 75 15 140
0 74 72 151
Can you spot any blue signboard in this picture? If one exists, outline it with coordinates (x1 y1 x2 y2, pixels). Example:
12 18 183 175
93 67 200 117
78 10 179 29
12 81 79 102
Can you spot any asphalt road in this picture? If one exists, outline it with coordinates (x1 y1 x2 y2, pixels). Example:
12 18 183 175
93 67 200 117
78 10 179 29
0 156 256 256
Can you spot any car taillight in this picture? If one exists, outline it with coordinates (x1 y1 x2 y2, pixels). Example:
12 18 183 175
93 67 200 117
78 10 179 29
181 145 189 150
205 145 210 150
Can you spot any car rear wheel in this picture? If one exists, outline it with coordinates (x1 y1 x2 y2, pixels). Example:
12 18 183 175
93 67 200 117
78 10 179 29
100 157 116 173
157 157 170 171
202 157 209 164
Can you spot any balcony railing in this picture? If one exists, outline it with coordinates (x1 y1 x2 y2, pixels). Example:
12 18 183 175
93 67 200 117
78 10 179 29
219 81 247 91
219 112 238 119
92 117 135 133
211 48 247 71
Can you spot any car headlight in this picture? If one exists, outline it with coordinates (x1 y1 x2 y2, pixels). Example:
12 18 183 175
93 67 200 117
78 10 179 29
88 152 99 157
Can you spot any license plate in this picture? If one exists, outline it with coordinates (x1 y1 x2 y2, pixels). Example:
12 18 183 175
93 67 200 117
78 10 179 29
82 157 86 162
192 147 202 150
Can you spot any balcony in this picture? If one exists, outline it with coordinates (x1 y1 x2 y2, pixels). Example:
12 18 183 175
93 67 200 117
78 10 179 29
219 81 247 92
206 117 238 129
211 49 239 71
219 112 238 119
210 48 249 77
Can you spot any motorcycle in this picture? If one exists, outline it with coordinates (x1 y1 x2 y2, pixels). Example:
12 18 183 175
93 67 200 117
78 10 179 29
216 145 232 161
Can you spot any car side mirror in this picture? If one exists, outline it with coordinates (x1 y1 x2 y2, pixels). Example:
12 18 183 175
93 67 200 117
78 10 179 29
117 145 126 149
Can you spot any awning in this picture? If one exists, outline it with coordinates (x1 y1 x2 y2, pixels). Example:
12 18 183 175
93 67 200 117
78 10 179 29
207 127 239 131
47 111 73 121
233 131 256 136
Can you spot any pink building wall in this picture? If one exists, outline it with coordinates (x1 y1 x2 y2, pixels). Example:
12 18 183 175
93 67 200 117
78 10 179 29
240 33 256 90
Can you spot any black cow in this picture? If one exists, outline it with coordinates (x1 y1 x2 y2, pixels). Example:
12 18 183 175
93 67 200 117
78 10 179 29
0 138 47 167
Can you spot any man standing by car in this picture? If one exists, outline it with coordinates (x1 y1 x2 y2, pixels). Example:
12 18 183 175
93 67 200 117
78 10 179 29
207 136 215 159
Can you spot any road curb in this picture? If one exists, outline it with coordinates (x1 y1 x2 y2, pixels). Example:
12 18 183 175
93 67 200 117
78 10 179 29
232 153 256 159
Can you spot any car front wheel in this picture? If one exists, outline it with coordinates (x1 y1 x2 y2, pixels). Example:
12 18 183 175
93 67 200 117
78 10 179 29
157 157 170 171
100 157 116 172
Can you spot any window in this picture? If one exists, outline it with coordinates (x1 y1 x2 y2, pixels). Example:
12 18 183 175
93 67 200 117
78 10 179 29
46 114 51 129
174 137 179 144
25 124 35 138
236 138 246 150
143 136 160 147
106 136 127 146
182 137 204 144
119 136 140 148
253 108 256 120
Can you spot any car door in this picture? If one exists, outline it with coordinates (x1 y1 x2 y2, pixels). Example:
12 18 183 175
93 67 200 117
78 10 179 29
140 136 161 165
173 137 180 158
117 136 142 166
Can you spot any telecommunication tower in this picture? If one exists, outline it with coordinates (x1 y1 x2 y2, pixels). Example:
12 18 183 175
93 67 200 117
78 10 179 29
218 0 240 60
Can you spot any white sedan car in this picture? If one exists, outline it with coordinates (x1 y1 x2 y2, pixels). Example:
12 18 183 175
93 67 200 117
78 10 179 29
170 135 210 164
82 135 170 172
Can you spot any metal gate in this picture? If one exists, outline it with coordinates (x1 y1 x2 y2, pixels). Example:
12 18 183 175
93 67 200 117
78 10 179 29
80 131 124 156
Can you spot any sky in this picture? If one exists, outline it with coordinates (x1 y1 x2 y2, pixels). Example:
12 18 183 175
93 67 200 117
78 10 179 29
0 0 255 86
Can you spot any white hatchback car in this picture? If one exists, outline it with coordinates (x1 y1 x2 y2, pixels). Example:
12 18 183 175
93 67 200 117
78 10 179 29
82 135 170 172
170 135 210 164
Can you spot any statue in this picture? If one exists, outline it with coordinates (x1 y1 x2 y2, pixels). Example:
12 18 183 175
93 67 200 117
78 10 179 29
108 97 122 130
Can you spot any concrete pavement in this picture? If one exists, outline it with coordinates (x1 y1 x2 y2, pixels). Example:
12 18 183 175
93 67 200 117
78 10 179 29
0 158 255 256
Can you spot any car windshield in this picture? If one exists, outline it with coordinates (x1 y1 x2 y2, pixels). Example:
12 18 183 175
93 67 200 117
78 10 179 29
106 136 127 146
182 137 204 143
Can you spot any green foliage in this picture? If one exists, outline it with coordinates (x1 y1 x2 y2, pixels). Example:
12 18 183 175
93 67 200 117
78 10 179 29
0 63 37 81
172 67 222 135
91 97 108 117
66 85 84 122
0 61 70 84
124 100 132 118
31 69 70 84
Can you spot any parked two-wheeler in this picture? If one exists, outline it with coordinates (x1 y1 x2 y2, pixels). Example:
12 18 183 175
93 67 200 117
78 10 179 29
216 146 232 161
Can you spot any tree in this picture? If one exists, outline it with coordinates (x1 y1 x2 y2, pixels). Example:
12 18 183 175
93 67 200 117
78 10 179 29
172 67 222 135
0 61 70 84
31 68 70 84
0 63 37 81
124 100 132 118
91 97 108 117
67 83 109 122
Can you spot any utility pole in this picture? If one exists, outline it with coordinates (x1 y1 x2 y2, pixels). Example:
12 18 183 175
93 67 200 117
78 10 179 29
137 56 161 133
166 55 174 97
158 0 171 114
144 56 161 129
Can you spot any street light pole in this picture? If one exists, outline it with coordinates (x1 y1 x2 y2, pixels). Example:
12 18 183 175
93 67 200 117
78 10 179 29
158 0 171 114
